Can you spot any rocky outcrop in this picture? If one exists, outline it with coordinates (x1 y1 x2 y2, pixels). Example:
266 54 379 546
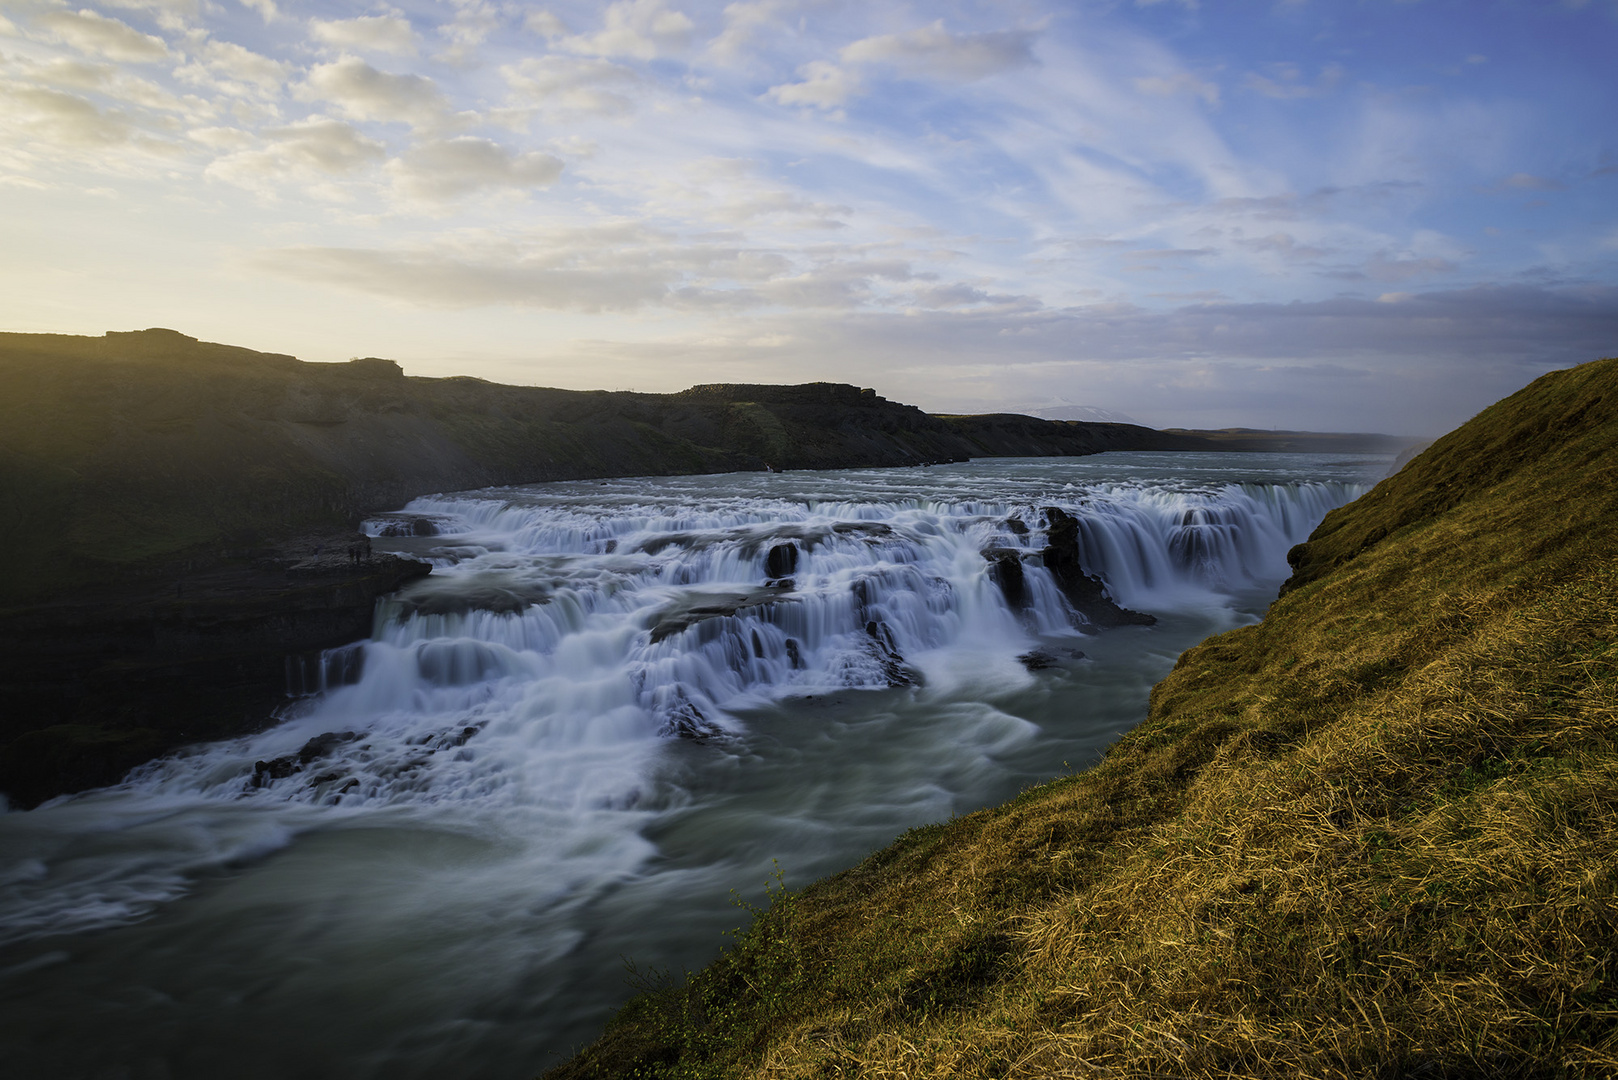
0 541 429 808
1037 507 1155 628
982 510 1154 629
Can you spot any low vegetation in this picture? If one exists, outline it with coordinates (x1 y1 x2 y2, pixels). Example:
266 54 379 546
550 356 1618 1078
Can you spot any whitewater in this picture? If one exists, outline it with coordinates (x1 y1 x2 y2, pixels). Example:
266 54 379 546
0 452 1383 1078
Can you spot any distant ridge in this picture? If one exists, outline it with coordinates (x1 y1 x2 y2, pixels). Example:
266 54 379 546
0 328 1401 601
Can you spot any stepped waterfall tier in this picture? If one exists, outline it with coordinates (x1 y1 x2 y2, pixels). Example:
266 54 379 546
0 453 1381 1079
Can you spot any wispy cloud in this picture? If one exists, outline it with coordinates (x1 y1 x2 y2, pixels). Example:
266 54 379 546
0 0 1612 432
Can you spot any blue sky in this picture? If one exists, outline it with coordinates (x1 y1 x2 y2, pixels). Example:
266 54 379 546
2 0 1615 433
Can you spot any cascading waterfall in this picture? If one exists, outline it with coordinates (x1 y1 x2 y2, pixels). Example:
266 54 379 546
0 453 1383 1080
130 475 1362 811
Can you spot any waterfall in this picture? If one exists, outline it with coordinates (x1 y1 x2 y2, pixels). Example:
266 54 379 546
98 475 1364 812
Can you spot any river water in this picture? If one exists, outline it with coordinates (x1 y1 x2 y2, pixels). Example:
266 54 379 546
0 453 1384 1078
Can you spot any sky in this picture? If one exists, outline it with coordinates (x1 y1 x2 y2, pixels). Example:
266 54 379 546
1 0 1616 433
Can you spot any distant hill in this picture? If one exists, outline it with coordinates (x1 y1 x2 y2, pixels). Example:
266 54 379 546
1020 404 1140 425
0 328 1363 603
551 354 1618 1077
1161 426 1414 453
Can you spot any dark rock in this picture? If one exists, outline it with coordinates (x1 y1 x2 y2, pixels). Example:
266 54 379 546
0 552 429 809
1040 507 1157 628
375 516 439 538
658 691 725 741
297 730 359 763
765 542 799 579
785 639 805 669
984 550 1027 608
648 586 794 644
865 621 913 687
249 730 359 788
1005 517 1028 535
1018 650 1059 671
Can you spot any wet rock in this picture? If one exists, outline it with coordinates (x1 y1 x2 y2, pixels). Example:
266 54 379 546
984 550 1027 608
1005 517 1028 535
250 730 359 788
1018 650 1059 671
785 638 805 669
765 542 799 579
649 586 794 644
376 517 439 537
865 621 914 687
1040 507 1157 628
659 692 725 741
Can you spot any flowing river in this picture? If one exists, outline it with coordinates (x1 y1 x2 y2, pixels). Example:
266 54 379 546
0 452 1385 1078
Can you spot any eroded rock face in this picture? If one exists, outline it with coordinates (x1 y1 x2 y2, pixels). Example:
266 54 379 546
1039 507 1156 628
251 731 360 788
765 542 799 581
985 550 1027 608
0 552 432 809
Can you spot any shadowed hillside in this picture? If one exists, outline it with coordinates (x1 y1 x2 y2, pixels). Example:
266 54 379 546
0 329 1224 604
549 356 1618 1078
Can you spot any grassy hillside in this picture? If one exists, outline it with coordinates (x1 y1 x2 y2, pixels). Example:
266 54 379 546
550 356 1618 1078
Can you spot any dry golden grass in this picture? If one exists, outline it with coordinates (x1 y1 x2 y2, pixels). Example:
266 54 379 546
550 358 1618 1080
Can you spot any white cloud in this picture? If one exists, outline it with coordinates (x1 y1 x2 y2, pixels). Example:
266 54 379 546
501 55 642 116
766 60 858 111
523 10 569 38
0 84 134 145
840 21 1037 81
240 0 279 23
560 0 693 59
436 1 502 65
388 137 563 200
251 235 677 311
35 9 170 63
21 56 197 113
205 116 386 192
705 0 796 66
178 38 290 95
98 0 201 32
299 57 449 128
310 15 418 57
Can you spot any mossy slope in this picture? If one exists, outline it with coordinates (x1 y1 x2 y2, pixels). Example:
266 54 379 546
550 356 1618 1079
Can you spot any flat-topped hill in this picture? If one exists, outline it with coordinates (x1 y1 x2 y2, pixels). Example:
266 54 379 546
551 355 1618 1077
0 328 1223 603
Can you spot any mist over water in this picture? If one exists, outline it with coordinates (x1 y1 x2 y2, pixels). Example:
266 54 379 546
0 453 1384 1078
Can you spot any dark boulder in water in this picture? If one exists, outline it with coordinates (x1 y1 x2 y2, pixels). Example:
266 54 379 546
251 730 360 787
1039 507 1156 628
865 621 914 687
984 549 1027 608
658 692 725 741
1017 650 1059 671
765 542 799 580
